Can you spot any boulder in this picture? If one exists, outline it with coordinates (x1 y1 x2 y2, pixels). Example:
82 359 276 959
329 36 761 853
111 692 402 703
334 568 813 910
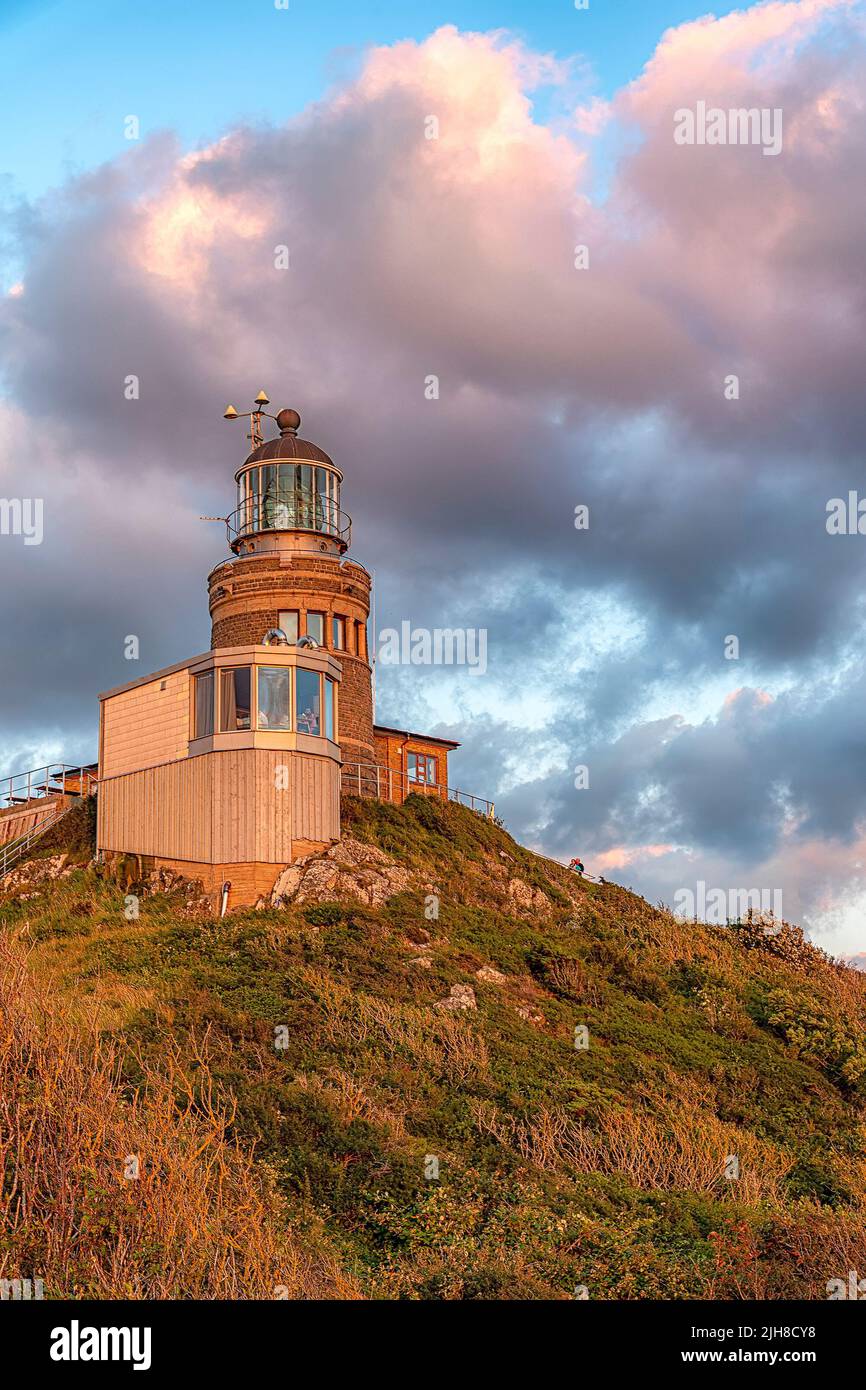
271 837 413 909
476 964 507 985
0 853 72 895
435 984 477 1012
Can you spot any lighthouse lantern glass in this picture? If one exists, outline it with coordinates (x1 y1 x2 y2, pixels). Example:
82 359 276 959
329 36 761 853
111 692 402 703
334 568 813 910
235 464 342 542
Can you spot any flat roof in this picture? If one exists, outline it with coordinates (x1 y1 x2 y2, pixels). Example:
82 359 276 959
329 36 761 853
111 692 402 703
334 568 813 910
373 724 460 750
98 652 213 703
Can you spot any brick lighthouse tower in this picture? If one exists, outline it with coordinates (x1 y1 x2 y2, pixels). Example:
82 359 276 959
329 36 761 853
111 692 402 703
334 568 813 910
208 398 375 763
94 391 470 910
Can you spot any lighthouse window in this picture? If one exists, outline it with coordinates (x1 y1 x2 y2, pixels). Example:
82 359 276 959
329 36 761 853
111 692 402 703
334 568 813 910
258 667 291 731
324 677 335 741
332 616 345 650
408 753 437 786
278 611 299 643
296 668 321 736
315 467 328 531
262 465 291 530
296 464 315 529
219 667 252 732
194 671 214 739
305 612 324 646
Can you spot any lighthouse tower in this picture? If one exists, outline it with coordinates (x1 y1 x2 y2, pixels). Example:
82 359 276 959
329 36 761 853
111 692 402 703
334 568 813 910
208 403 375 763
95 393 467 910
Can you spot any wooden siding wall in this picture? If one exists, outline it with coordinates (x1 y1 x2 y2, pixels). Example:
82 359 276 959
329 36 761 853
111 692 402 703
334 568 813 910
101 668 190 779
98 749 339 865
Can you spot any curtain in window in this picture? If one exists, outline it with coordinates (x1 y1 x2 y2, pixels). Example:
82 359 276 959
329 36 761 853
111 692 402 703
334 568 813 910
195 672 214 738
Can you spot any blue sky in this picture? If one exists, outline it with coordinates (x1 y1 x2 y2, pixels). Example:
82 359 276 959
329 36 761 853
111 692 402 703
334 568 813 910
1 0 745 200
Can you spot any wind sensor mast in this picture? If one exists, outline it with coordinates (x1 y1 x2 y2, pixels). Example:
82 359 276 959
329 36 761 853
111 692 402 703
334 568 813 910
223 389 276 451
200 389 277 525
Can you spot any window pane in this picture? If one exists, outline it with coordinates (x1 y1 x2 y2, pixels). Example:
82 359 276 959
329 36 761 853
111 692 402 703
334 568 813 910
306 613 324 645
194 671 214 738
258 667 290 731
324 677 335 741
251 467 260 531
408 752 436 785
278 610 299 643
296 668 321 735
332 616 345 649
296 464 314 528
220 667 251 731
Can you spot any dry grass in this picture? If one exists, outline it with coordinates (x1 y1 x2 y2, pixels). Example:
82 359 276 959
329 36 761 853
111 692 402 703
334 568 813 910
0 935 358 1300
472 1091 795 1207
294 1067 410 1146
296 966 489 1083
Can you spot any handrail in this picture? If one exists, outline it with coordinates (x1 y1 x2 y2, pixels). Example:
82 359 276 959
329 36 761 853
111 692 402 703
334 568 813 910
341 760 494 819
0 763 96 880
225 497 352 551
530 847 605 884
0 762 96 812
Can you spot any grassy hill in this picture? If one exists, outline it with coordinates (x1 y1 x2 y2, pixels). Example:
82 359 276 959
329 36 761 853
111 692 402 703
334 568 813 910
2 792 866 1300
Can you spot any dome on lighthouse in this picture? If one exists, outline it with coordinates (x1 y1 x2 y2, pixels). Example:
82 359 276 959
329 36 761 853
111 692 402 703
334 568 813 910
240 408 336 470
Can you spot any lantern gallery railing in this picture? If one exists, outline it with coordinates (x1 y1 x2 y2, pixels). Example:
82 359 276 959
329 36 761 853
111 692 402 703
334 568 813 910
225 493 352 551
341 760 495 819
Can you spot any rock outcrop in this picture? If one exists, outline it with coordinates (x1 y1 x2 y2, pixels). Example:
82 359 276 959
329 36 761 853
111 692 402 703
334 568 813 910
0 853 73 896
268 837 415 909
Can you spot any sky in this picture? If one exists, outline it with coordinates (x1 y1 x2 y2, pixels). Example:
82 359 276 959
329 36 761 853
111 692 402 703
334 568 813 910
2 0 866 954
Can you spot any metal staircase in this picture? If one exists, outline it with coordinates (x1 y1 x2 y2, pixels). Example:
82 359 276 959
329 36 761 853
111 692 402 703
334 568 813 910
0 763 97 880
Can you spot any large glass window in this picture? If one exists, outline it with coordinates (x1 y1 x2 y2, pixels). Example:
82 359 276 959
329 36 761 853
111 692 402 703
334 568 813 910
296 464 314 529
296 668 321 736
332 615 345 650
278 610 299 643
408 752 437 785
324 677 335 741
262 464 293 530
258 667 291 731
237 464 341 538
220 667 252 731
194 671 214 738
305 612 324 646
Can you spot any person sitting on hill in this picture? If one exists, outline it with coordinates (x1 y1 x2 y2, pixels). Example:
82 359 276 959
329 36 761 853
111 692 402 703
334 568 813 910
568 857 585 876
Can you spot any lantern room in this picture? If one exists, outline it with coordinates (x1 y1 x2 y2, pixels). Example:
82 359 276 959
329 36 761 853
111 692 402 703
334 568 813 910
227 407 350 557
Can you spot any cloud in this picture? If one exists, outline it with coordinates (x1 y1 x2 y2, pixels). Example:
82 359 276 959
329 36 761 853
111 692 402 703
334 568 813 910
1 5 865 952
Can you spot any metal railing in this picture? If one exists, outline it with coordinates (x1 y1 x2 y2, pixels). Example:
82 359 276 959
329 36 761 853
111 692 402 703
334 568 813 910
341 760 494 819
0 801 71 879
0 763 96 811
225 496 352 551
531 848 605 884
0 764 97 880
